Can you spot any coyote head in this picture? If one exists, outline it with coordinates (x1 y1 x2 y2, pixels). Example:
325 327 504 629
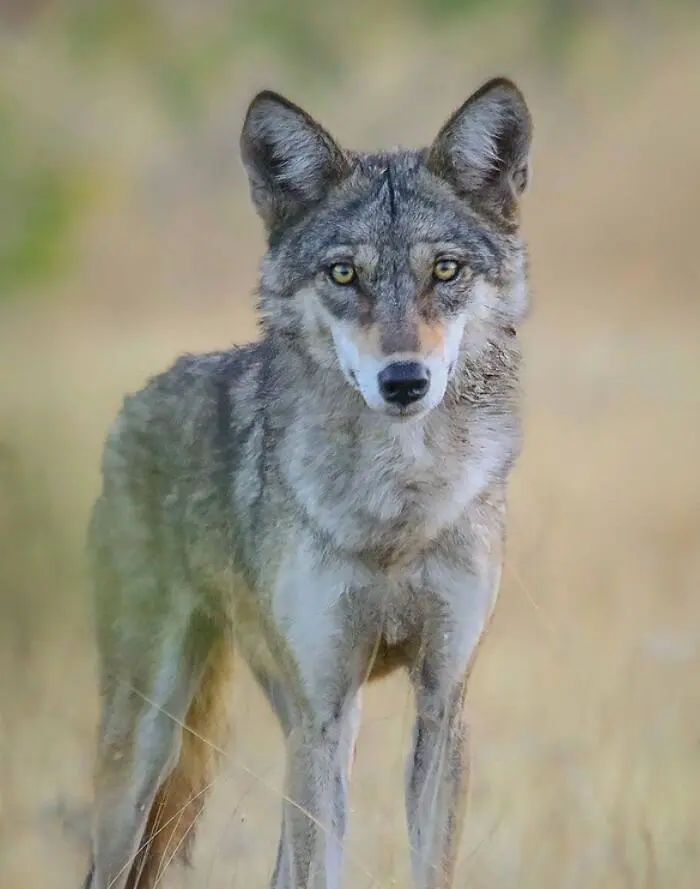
241 78 532 420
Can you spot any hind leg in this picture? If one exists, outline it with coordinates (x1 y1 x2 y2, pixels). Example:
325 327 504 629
86 605 215 889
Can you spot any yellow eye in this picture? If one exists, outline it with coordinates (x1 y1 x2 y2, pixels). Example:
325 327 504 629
433 258 460 282
329 261 356 286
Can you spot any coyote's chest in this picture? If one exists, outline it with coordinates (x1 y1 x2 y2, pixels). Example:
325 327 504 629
351 438 467 557
282 416 505 560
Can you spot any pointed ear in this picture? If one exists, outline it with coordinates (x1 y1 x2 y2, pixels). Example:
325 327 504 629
427 78 532 219
240 91 351 232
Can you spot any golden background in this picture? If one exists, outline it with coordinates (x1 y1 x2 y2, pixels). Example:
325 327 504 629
1 2 699 886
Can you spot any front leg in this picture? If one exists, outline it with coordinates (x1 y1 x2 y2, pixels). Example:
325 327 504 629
273 693 361 889
406 672 470 889
263 539 367 889
405 554 501 889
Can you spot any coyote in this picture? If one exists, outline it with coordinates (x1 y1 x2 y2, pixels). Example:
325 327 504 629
84 77 532 889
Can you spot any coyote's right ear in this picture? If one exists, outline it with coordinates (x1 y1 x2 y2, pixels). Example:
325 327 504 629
428 78 532 220
240 91 351 233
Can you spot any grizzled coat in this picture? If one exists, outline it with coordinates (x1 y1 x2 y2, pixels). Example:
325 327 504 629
84 77 532 889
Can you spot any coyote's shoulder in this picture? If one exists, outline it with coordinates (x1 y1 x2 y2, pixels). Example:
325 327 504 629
106 345 262 468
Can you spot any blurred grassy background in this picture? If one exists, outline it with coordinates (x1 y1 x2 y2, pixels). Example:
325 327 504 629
1 1 699 887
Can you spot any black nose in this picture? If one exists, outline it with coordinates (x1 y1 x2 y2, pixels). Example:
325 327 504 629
378 361 430 407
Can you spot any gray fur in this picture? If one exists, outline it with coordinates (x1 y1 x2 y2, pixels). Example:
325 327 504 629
85 77 532 889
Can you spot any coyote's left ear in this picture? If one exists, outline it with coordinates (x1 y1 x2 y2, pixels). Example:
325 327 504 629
428 78 532 219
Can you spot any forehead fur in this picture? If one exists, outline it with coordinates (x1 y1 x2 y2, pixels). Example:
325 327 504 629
268 150 515 281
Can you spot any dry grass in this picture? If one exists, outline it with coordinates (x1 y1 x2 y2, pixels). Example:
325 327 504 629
1 13 700 889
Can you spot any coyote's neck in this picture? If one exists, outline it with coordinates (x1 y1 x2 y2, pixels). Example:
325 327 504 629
262 329 521 558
